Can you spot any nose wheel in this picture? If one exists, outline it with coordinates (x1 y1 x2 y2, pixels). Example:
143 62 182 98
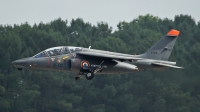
75 77 81 80
17 68 23 71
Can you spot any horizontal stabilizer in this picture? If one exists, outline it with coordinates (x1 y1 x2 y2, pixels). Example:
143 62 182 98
152 63 183 69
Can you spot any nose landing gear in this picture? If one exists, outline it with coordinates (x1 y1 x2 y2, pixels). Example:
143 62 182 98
17 68 23 71
75 76 81 80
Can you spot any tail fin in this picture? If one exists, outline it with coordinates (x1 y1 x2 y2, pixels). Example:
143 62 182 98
140 29 180 60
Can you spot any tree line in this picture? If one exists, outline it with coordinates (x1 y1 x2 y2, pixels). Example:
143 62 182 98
0 14 200 112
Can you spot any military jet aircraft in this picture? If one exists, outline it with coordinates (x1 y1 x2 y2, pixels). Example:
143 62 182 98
12 29 183 80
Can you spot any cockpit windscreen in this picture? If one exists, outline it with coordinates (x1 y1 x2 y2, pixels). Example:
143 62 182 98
45 47 63 56
33 46 82 58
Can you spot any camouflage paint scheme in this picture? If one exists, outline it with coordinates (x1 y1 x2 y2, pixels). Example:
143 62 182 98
12 29 183 80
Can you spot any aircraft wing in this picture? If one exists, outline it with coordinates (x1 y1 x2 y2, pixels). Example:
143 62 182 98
152 63 183 69
76 52 144 61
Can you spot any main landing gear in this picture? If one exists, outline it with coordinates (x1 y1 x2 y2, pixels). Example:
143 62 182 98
75 71 95 80
75 61 104 80
85 72 94 80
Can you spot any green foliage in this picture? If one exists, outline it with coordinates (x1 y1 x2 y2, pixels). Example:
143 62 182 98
0 14 200 112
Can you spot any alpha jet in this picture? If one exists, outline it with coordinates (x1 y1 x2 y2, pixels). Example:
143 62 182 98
12 29 183 80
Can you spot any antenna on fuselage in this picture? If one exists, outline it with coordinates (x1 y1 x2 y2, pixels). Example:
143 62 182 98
89 46 91 49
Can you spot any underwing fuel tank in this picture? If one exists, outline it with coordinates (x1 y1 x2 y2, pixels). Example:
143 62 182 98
104 61 139 74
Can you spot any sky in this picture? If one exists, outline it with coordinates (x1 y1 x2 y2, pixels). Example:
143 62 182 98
0 0 199 31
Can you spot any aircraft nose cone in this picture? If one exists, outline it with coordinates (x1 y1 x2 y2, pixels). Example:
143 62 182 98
12 59 29 66
12 60 22 65
12 60 18 65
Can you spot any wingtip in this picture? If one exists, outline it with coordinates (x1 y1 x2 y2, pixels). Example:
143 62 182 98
167 29 180 36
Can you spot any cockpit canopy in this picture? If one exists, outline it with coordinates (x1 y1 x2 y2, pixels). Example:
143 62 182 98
34 46 82 58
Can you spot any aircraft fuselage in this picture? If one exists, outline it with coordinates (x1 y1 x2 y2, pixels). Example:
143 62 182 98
12 29 183 80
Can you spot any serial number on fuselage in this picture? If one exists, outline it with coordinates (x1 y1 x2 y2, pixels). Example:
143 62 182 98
53 63 63 68
91 65 107 68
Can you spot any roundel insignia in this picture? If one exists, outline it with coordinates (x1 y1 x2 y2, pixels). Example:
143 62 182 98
81 60 90 67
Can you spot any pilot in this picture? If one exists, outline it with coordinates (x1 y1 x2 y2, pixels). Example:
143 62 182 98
54 49 60 55
63 49 69 54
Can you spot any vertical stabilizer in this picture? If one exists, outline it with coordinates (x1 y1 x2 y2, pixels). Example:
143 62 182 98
139 29 180 60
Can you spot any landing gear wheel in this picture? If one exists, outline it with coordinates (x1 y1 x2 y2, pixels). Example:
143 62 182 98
17 68 23 71
75 77 80 80
85 72 94 80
